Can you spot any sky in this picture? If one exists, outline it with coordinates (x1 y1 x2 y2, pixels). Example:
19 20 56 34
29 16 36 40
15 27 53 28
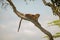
0 0 60 40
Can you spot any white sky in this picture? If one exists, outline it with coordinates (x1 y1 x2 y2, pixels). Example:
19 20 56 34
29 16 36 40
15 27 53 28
0 0 60 40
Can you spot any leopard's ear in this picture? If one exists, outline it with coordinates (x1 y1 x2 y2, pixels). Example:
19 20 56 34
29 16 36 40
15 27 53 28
35 14 40 17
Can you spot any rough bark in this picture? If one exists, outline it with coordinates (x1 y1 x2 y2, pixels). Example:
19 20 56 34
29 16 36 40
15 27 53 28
7 0 54 40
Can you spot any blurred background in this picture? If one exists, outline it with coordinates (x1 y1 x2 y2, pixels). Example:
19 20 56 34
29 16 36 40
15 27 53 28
0 0 60 40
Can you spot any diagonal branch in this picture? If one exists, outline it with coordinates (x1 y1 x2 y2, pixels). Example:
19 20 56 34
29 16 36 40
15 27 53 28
7 0 27 20
33 21 54 40
7 0 54 40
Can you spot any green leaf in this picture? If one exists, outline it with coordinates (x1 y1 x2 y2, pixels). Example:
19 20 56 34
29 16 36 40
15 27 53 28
48 20 60 27
43 32 60 38
53 34 60 38
56 32 60 34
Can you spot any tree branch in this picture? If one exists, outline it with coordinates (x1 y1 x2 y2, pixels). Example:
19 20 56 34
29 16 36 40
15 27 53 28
7 0 27 20
7 0 54 40
42 0 60 19
33 21 54 40
42 0 52 7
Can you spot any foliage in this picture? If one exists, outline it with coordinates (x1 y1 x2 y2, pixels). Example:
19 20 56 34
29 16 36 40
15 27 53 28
0 0 8 9
48 20 60 27
24 0 35 4
43 32 60 38
45 20 60 38
53 32 60 38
